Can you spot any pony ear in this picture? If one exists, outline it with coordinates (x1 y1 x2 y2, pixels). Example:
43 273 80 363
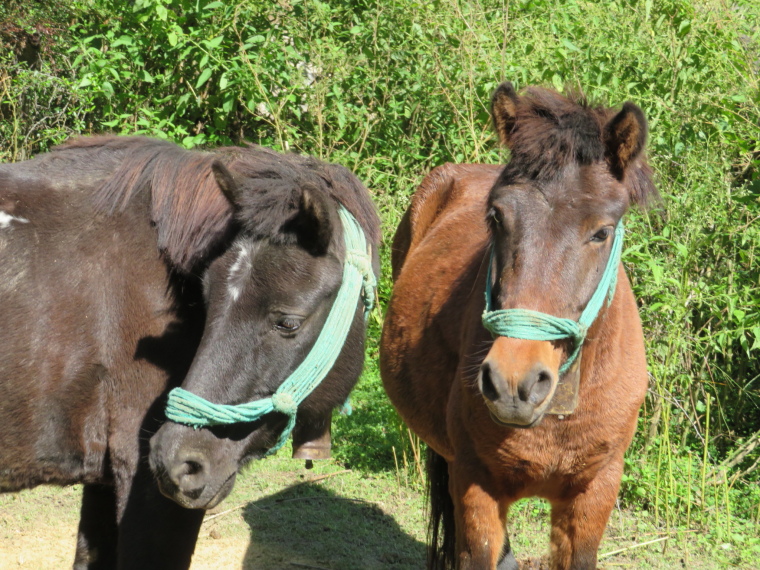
603 102 648 181
286 187 333 255
211 161 245 206
491 82 520 147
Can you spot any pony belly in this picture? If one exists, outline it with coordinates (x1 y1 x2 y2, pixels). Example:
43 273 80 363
381 236 490 456
0 398 110 491
0 349 113 491
0 451 106 491
379 319 459 456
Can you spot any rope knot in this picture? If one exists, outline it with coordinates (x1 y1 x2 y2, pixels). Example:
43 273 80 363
346 245 377 314
271 392 298 416
346 248 372 276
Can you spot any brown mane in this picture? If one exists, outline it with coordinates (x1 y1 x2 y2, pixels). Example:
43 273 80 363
54 136 379 272
495 87 657 206
57 136 230 272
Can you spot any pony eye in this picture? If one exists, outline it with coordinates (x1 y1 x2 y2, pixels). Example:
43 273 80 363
590 228 611 243
275 316 303 333
489 208 502 225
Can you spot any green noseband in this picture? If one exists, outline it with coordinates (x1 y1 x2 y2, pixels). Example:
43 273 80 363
164 205 376 456
482 220 624 375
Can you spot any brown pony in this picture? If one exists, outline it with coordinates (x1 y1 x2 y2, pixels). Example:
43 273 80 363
380 83 656 569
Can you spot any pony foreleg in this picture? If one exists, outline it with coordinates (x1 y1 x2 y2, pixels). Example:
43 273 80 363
450 463 514 570
549 459 623 569
75 484 119 569
115 469 205 569
110 432 204 569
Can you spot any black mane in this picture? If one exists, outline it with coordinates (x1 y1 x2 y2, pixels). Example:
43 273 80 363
220 145 381 247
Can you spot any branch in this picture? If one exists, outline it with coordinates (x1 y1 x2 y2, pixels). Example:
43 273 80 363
599 536 669 559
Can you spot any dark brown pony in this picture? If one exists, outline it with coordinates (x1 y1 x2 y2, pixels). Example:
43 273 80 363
381 83 656 569
0 136 379 569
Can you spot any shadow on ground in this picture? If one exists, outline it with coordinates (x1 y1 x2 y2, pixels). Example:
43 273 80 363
241 482 425 570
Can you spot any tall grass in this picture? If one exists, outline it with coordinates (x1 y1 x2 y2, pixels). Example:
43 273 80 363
2 0 759 543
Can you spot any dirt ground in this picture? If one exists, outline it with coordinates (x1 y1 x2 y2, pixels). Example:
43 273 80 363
1 497 250 569
0 460 747 569
0 463 428 570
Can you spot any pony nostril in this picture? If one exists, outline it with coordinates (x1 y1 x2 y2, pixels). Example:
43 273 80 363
185 460 203 476
516 367 554 404
480 363 500 402
528 369 554 405
169 453 209 497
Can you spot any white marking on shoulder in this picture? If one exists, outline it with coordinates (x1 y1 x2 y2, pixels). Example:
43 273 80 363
0 211 29 229
228 243 253 301
229 282 243 301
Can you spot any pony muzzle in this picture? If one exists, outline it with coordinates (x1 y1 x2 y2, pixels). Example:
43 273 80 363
149 423 238 510
478 337 562 427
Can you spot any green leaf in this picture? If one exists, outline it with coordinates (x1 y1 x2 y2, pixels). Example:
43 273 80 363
207 35 224 49
196 68 213 89
752 327 760 351
561 39 580 52
167 32 178 47
111 35 133 48
101 81 115 98
80 34 102 45
219 73 228 90
156 4 168 21
677 19 691 37
222 94 235 113
647 259 663 285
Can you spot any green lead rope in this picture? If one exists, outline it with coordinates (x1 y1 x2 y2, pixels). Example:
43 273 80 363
165 205 375 456
482 220 624 375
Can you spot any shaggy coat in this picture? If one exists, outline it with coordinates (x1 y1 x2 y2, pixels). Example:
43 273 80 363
0 136 379 569
381 83 656 570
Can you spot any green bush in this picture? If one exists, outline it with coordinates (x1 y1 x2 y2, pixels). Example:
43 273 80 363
2 0 759 534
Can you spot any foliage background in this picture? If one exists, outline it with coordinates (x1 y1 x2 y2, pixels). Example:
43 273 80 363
2 0 759 559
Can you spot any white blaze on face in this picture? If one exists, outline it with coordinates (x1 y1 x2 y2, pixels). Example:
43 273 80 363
0 211 29 229
228 243 253 301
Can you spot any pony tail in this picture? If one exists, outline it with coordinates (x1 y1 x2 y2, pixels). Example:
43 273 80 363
427 447 456 570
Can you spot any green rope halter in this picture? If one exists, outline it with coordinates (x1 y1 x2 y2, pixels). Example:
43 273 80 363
482 221 623 375
164 205 376 456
